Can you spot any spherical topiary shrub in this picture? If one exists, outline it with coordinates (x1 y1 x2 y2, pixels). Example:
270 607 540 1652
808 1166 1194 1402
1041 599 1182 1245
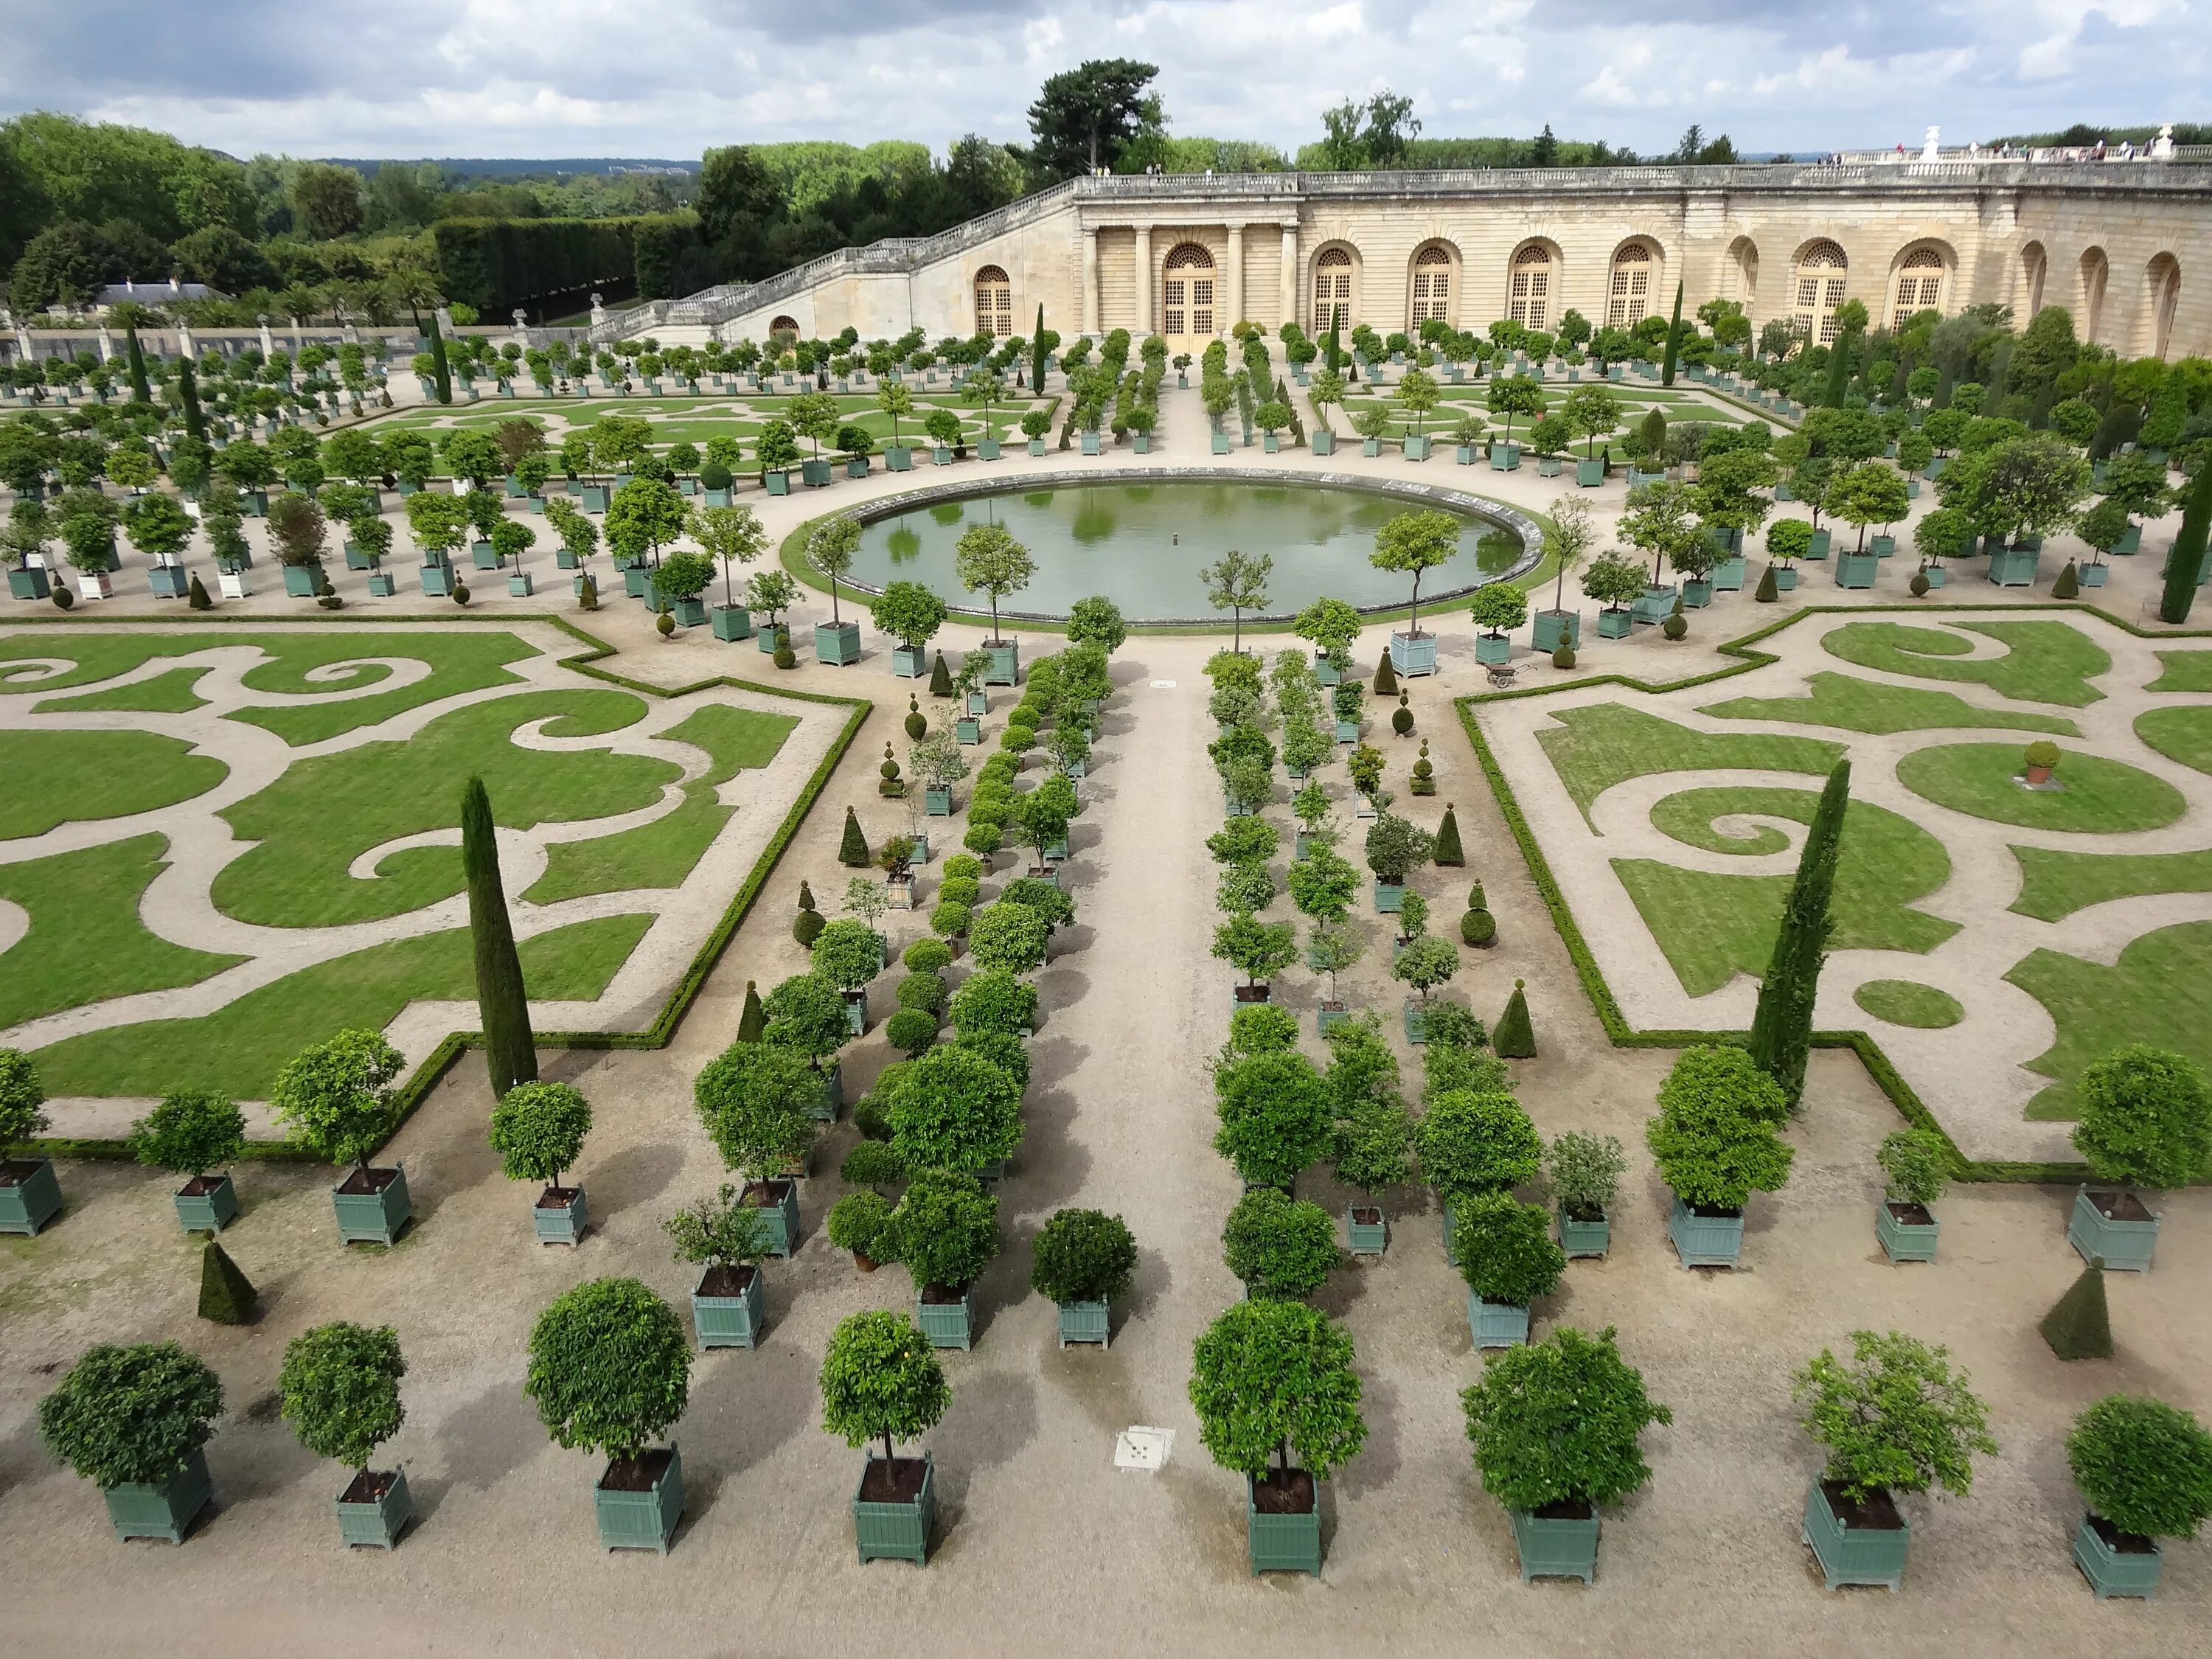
929 900 972 939
1551 643 1576 669
1029 1208 1139 1307
773 643 796 669
902 939 955 975
937 876 981 908
793 907 826 947
896 972 947 1015
839 1140 906 1190
941 853 984 882
885 1008 940 1057
39 1340 225 1495
827 1192 894 1265
524 1276 690 1472
1461 907 1497 947
2067 1394 2212 1545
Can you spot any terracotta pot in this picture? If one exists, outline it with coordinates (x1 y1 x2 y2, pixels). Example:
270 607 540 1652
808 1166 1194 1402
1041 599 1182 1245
853 1251 878 1273
2026 763 2053 786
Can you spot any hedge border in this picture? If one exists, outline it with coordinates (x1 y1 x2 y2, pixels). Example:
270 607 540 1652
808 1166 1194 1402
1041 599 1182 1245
1451 597 2212 1187
20 611 871 1161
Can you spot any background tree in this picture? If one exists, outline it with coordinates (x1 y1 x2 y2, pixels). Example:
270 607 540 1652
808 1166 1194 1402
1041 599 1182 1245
271 1029 403 1177
1223 1187 1341 1299
953 521 1035 643
1214 1048 1333 1189
1461 1326 1670 1515
1793 1329 1995 1504
1200 547 1273 651
2072 1046 2212 1195
1371 509 1458 638
489 1081 591 1197
38 1341 224 1492
1020 60 1163 178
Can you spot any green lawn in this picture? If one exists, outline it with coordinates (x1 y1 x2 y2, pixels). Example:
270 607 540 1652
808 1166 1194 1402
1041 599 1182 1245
27 913 653 1099
1614 787 1957 995
2009 845 2212 922
1896 742 2185 832
212 689 676 928
33 667 212 715
2006 921 2212 1119
2134 705 2212 776
1536 703 1844 827
1853 979 1964 1029
1 730 228 838
2149 650 2212 692
526 702 799 904
0 835 246 1027
1820 620 2111 708
1699 672 2079 737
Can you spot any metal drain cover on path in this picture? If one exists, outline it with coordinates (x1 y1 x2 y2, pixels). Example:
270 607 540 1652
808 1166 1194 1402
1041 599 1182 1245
1114 1426 1175 1471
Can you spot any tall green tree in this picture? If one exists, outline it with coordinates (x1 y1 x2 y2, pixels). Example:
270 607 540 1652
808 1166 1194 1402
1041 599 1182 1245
2161 463 2212 626
1659 281 1684 386
1747 759 1848 1110
426 311 453 406
461 776 536 1096
1020 60 1161 177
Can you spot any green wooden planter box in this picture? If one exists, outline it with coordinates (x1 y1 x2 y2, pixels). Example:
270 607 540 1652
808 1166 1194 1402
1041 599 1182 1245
419 560 454 597
366 571 396 597
1804 529 1831 560
1404 434 1432 462
1440 1197 1458 1265
1329 1200 1381 1259
623 565 650 598
809 1060 843 1121
886 447 914 472
508 571 536 598
1057 1298 1110 1347
1557 1208 1610 1259
984 641 1020 685
1374 882 1405 914
1597 608 1633 639
1667 1192 1742 1268
692 1265 766 1349
1803 1481 1908 1592
1511 1506 1600 1583
1336 717 1360 742
1489 442 1520 471
891 644 928 677
1532 611 1579 653
978 438 1001 460
844 987 868 1037
2112 523 2142 555
1388 630 1438 675
757 623 790 655
535 1186 587 1245
344 540 374 570
1470 1295 1530 1349
2080 561 2109 588
705 486 734 507
1834 552 1877 589
102 1449 213 1544
0 1157 64 1234
671 596 706 627
1317 1004 1351 1036
1028 439 1048 456
1247 1479 1323 1576
1679 579 1713 609
2068 1186 2159 1271
2073 1514 2163 1599
763 471 791 495
1576 457 1605 486
854 1453 935 1565
1712 554 1747 591
1988 546 2039 586
1773 566 1800 591
711 604 753 641
595 1446 684 1554
916 1285 975 1350
746 1179 802 1258
1536 454 1562 476
1876 1201 1938 1263
1475 633 1511 664
173 1173 238 1234
1312 430 1336 455
801 459 832 487
333 1164 411 1245
1632 585 1677 625
815 620 862 666
581 484 610 510
1870 534 1896 558
923 785 954 816
282 563 322 597
335 1467 412 1548
1403 999 1430 1044
956 717 981 745
10 566 52 599
471 540 501 571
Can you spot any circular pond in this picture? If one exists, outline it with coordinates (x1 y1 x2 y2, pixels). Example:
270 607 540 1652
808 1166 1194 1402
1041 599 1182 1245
845 473 1535 623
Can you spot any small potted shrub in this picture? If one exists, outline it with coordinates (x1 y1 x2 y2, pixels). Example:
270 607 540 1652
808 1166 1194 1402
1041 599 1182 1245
813 916 885 1035
1454 1191 1567 1349
1214 1048 1335 1194
2068 1045 2210 1272
128 1087 246 1234
1188 1299 1367 1576
1461 1326 1672 1582
488 1080 594 1245
2023 739 2061 788
1644 1046 1793 1268
1792 1329 1997 1591
828 1189 895 1270
0 1046 62 1234
822 1310 950 1565
1545 1130 1626 1259
1874 1127 1951 1263
278 1321 411 1548
525 1276 692 1553
665 1184 775 1349
1364 812 1433 913
693 1039 818 1254
2065 1394 2212 1599
761 970 852 1116
1333 1097 1413 1256
881 1169 1000 1350
1394 934 1461 1044
1029 1207 1138 1346
38 1341 223 1543
1416 1088 1543 1265
271 1029 411 1245
1223 1187 1341 1301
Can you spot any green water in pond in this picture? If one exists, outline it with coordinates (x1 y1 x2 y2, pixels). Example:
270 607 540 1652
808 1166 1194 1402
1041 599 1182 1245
852 481 1525 621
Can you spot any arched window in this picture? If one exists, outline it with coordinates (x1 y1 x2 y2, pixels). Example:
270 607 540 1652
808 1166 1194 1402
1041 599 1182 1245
1410 244 1453 327
769 315 799 338
1606 241 1658 329
2020 242 2048 319
1791 241 1848 345
974 266 1012 338
2145 254 2180 359
1313 246 1355 330
1508 243 1554 330
1891 247 1946 330
2079 247 2110 344
1725 237 1759 307
1162 243 1216 340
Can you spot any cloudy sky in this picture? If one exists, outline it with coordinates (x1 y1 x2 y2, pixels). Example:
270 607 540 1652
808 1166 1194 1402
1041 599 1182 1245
4 0 2200 159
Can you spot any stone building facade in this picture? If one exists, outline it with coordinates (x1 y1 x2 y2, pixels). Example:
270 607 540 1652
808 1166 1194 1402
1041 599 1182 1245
625 161 2212 361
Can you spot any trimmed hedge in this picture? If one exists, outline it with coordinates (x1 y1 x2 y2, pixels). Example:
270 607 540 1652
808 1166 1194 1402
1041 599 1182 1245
431 212 699 314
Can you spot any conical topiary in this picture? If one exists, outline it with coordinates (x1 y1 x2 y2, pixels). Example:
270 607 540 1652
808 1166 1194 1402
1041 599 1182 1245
1434 804 1465 866
905 695 927 740
1392 691 1413 737
798 880 818 912
198 1239 257 1324
2040 1263 2114 1360
1374 651 1399 698
579 572 599 611
187 572 212 610
839 805 872 866
1495 978 1536 1058
929 650 953 696
2052 559 2080 599
737 979 765 1043
1755 563 1779 603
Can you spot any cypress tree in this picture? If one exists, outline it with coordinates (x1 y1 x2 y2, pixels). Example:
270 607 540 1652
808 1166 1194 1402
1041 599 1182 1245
929 650 953 697
176 358 206 442
1032 305 1047 392
187 573 212 610
198 1240 257 1324
428 313 453 406
1373 651 1399 698
461 775 537 1096
2159 463 2212 625
737 979 765 1043
2039 1263 2113 1360
838 805 872 866
1659 281 1684 386
1433 804 1465 867
1823 326 1854 408
1747 758 1849 1110
124 326 152 403
1495 979 1536 1059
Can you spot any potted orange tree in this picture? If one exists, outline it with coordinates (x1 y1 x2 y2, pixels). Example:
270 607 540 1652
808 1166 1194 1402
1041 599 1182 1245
880 1169 1001 1351
0 1047 62 1234
39 1341 224 1543
278 1321 411 1548
666 1184 776 1349
488 1080 594 1245
823 1310 950 1565
1029 1207 1138 1347
128 1088 248 1234
2067 1045 2210 1272
271 1029 411 1245
1645 1046 1793 1268
2065 1393 2212 1599
692 1037 818 1257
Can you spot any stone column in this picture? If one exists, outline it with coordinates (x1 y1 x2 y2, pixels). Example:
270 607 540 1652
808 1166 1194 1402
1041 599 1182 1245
1223 223 1243 335
176 323 195 363
1082 226 1101 335
1134 225 1152 335
1279 224 1298 331
96 323 115 362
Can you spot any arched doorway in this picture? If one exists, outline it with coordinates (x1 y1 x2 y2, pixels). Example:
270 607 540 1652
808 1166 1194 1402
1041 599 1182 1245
1506 243 1554 330
2144 254 2180 358
1408 243 1455 331
2079 248 2110 343
1606 240 1660 329
1312 244 1357 333
1890 246 1947 330
2020 242 2048 319
1161 243 1217 349
1791 240 1848 346
974 266 1012 337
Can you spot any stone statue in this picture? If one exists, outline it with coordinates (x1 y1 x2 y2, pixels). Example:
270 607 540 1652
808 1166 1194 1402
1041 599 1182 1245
1919 127 1941 164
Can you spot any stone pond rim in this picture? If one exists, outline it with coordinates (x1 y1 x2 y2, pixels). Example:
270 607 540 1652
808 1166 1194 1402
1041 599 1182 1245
810 467 1545 626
